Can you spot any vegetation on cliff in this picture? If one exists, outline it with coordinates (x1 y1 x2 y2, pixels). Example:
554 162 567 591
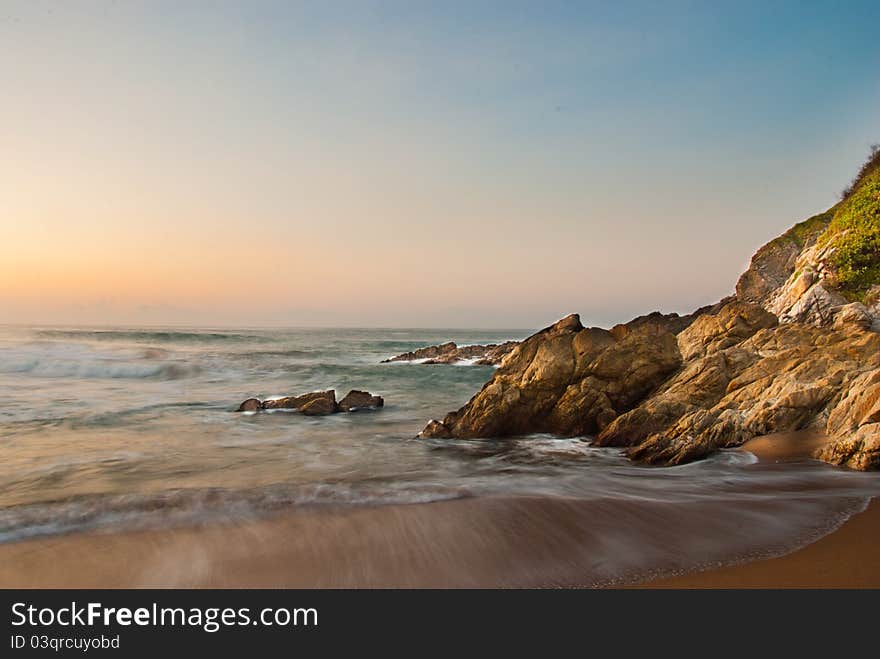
820 152 880 300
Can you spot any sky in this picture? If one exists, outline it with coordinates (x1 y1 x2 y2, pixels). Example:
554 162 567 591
1 1 878 329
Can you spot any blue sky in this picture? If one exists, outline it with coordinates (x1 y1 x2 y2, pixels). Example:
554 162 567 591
1 1 878 327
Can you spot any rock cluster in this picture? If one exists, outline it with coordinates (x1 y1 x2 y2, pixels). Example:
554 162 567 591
238 390 384 415
421 300 880 470
600 311 879 468
382 341 518 365
420 304 736 440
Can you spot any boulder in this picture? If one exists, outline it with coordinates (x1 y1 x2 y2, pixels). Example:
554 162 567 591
338 390 384 411
832 302 873 331
675 301 777 361
300 396 338 416
237 398 263 412
262 390 337 411
817 369 880 469
778 282 847 326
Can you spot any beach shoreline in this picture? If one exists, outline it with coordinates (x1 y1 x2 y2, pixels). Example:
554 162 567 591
0 495 874 589
636 431 880 587
637 498 880 588
1 431 875 589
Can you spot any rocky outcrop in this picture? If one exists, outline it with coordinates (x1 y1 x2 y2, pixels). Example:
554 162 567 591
817 369 880 470
833 303 875 331
737 158 880 329
238 390 384 415
675 301 777 361
382 341 518 366
422 300 880 470
600 320 880 465
421 313 689 440
736 211 832 310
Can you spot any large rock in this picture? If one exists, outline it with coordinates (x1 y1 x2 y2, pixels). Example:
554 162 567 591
237 398 263 412
300 396 338 416
603 322 880 466
833 302 874 331
675 300 777 361
421 299 880 471
262 390 337 411
817 369 880 469
420 313 684 440
338 390 384 411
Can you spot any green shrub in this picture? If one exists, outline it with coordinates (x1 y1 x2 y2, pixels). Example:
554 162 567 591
823 167 880 299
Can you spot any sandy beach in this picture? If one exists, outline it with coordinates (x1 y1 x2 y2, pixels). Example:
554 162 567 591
0 430 875 589
1 495 876 589
0 493 875 589
640 498 880 588
641 431 880 587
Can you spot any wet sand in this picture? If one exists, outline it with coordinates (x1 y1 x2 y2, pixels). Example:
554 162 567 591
640 498 880 588
1 430 875 589
0 496 671 588
641 430 880 588
739 428 831 462
0 492 872 589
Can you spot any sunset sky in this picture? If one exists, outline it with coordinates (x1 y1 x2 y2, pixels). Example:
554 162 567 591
2 1 879 328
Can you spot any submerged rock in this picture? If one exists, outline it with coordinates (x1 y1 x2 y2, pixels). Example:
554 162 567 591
382 341 519 366
238 390 384 416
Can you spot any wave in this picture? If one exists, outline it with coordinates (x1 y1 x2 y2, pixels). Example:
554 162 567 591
0 355 198 380
0 482 468 543
33 329 263 344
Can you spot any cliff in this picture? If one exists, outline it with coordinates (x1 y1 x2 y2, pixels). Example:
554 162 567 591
421 151 880 470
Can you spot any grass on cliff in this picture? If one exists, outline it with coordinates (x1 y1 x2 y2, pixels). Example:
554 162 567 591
773 209 835 249
820 155 880 300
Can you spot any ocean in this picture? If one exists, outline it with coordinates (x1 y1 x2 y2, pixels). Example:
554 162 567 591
2 325 879 585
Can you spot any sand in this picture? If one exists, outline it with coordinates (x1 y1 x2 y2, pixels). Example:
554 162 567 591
641 429 880 588
739 428 831 462
638 499 880 588
1 430 876 589
0 494 875 589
